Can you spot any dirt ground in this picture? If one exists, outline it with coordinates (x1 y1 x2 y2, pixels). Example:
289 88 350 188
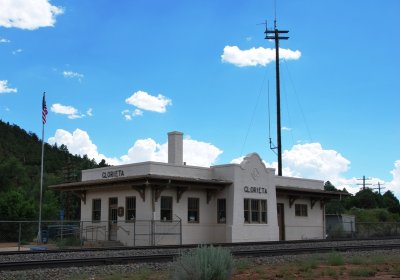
232 255 400 280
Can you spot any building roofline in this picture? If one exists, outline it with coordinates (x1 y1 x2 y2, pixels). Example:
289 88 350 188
50 174 232 191
276 185 350 199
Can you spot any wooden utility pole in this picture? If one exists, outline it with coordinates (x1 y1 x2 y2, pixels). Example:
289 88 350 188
265 20 289 176
372 182 386 195
357 176 372 190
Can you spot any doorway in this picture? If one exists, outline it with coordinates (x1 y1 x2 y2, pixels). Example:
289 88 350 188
108 197 118 241
277 203 285 241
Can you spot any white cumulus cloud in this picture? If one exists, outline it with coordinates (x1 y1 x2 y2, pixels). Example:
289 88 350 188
0 38 10 43
120 137 222 167
86 108 93 117
12 49 22 55
51 103 84 119
63 71 84 81
0 80 17 94
387 160 400 195
221 45 301 67
125 90 172 113
0 0 63 30
122 109 143 121
48 129 119 165
120 138 167 164
48 129 222 167
231 143 350 189
282 143 350 182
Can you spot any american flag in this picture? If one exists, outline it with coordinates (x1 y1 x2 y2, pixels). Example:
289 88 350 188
42 93 48 124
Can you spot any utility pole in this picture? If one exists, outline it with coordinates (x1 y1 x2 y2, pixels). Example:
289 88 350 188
372 182 386 195
265 20 289 176
357 176 372 190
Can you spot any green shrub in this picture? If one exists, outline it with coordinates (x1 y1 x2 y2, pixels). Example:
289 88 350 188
170 245 234 280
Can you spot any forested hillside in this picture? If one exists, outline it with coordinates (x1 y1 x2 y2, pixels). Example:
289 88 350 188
0 120 107 221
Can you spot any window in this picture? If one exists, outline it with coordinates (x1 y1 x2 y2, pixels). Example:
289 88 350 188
160 196 173 221
217 199 226 223
244 199 267 224
261 200 267 223
188 197 199 223
251 199 260 222
126 196 136 221
295 204 308 217
244 199 250 223
92 199 101 222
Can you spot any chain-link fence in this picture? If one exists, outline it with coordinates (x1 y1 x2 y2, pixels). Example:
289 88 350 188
0 219 182 251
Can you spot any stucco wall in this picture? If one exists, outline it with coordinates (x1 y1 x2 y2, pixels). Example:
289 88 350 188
276 196 325 240
214 154 279 242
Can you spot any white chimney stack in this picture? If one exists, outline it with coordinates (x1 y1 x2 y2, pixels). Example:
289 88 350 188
168 131 183 165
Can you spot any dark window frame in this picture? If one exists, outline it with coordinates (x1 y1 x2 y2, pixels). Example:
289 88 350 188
188 197 200 223
244 199 267 224
92 198 101 222
217 199 226 224
295 204 308 217
160 196 173 222
125 196 136 222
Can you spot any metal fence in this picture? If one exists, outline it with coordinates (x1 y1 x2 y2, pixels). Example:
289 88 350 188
0 219 182 251
326 221 400 239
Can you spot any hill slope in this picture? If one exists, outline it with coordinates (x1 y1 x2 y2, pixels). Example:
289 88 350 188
0 120 104 221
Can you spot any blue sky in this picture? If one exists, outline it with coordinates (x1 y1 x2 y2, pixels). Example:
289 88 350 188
0 0 399 197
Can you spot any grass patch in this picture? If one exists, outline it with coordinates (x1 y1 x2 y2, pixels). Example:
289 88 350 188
234 257 252 274
298 256 319 272
348 255 364 265
322 267 337 277
327 252 344 266
349 267 377 277
370 255 386 264
275 266 292 279
393 263 400 275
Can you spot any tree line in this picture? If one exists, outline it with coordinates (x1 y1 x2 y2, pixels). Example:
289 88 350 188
324 181 400 223
0 120 107 221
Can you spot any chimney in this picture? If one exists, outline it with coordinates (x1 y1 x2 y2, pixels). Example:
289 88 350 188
168 131 183 165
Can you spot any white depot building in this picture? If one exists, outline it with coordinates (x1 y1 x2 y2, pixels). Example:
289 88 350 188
51 131 343 246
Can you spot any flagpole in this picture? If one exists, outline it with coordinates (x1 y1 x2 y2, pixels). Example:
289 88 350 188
38 92 47 244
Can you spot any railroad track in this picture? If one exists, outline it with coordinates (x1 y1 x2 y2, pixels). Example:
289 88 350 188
1 240 400 271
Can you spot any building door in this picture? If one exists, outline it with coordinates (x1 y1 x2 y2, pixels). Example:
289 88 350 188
109 197 118 241
277 203 285 241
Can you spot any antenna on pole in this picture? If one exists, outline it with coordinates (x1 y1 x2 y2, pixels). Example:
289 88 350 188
264 20 289 176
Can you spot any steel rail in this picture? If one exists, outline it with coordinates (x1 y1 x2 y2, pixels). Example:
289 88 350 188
1 242 400 271
1 236 399 256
